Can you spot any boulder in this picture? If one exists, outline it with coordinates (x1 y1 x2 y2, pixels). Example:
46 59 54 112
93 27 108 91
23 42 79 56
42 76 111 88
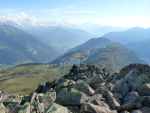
46 103 71 113
30 91 56 112
97 88 120 109
104 90 120 109
96 83 120 109
18 103 71 113
113 70 134 97
131 110 142 113
88 73 104 89
139 107 150 113
0 103 7 113
123 91 140 104
113 69 150 97
95 83 108 94
80 103 116 113
88 94 108 107
75 80 95 96
56 88 88 106
139 83 150 96
131 107 150 113
140 96 150 107
117 102 142 112
121 111 130 113
18 102 30 113
3 101 19 113
55 79 76 91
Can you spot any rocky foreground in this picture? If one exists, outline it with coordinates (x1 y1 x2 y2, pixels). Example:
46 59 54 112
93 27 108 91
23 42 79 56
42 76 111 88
0 64 150 113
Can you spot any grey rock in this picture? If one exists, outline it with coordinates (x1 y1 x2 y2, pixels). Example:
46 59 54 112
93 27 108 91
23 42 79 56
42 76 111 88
56 88 88 106
140 96 150 107
105 90 120 109
121 111 130 113
131 107 150 113
140 107 150 113
0 103 7 113
131 110 142 113
46 103 71 113
117 102 142 112
139 83 150 96
88 94 110 108
75 80 95 96
80 103 115 113
124 91 140 104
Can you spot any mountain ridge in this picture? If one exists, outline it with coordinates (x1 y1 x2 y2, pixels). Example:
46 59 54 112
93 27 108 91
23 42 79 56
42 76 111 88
104 27 150 63
52 37 142 72
0 24 58 65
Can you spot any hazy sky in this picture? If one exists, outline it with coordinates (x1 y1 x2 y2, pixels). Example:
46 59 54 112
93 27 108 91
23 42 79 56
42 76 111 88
0 0 150 27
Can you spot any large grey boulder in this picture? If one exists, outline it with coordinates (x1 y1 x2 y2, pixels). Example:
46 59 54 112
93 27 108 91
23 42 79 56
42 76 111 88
139 83 150 96
140 96 150 107
46 103 71 113
0 103 7 113
139 107 150 113
113 69 150 97
88 73 104 89
117 102 142 112
18 102 30 113
123 91 140 104
96 85 120 109
55 79 76 91
131 107 150 113
80 103 116 113
56 88 88 106
121 111 130 113
88 94 108 107
104 90 120 109
28 91 56 113
131 110 142 113
74 80 95 96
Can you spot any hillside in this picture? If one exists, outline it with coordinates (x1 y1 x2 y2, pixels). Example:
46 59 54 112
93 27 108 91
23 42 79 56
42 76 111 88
86 43 141 71
52 37 142 72
52 38 112 64
0 24 58 65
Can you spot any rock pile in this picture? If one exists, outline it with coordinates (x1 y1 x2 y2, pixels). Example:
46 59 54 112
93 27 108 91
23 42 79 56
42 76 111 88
0 64 150 113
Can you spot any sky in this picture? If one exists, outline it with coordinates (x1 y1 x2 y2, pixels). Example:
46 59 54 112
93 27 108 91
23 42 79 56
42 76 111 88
0 0 150 28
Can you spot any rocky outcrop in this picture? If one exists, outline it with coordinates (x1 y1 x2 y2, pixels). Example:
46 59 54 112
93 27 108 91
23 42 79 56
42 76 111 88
0 64 150 113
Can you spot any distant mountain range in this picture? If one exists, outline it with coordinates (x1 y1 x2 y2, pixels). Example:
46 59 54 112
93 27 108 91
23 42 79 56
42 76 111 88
0 23 95 65
104 27 150 63
22 26 95 53
104 27 150 44
79 24 126 36
0 24 58 65
0 21 149 67
52 38 142 72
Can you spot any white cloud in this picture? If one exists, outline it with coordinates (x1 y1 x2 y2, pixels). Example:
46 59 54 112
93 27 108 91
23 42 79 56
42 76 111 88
0 11 50 27
0 9 150 28
59 15 150 28
41 8 150 28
